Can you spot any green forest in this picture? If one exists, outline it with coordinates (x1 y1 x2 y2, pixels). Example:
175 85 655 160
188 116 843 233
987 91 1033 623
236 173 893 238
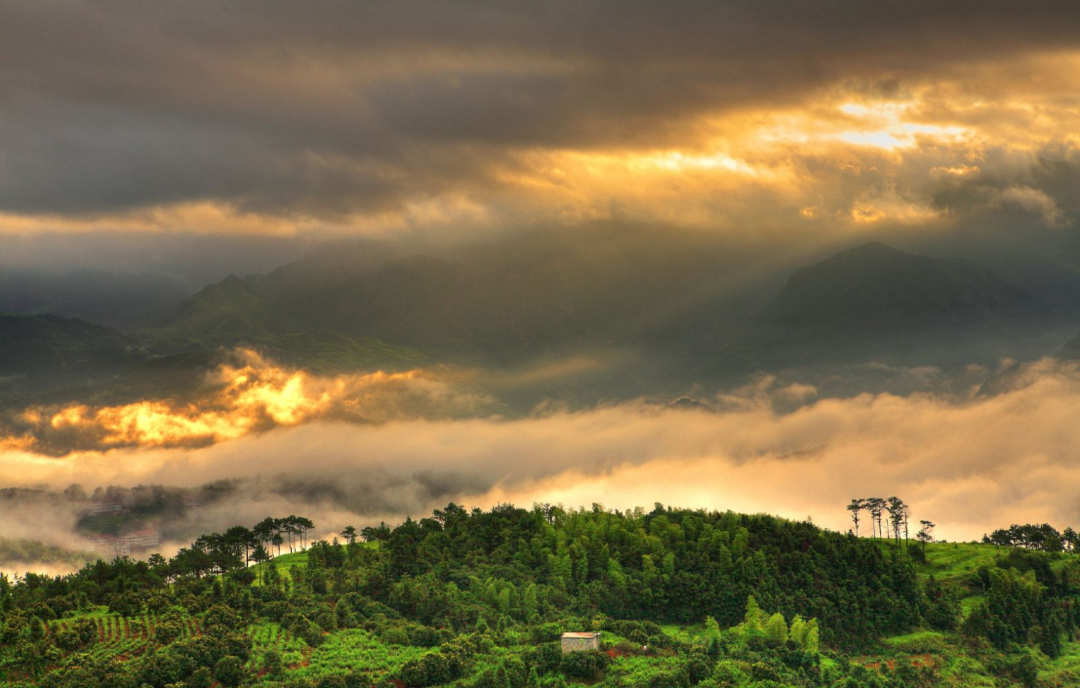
2 503 1080 688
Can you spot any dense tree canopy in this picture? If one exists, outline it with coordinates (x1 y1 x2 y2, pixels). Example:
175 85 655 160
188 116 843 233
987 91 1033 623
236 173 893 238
1 504 1079 687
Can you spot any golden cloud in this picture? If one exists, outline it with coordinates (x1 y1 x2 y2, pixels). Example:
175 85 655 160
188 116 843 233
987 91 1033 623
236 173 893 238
8 349 490 453
5 357 1080 542
3 50 1080 242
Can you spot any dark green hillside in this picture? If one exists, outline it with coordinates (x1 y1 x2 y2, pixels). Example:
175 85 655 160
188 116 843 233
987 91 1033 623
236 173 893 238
152 226 762 362
137 275 427 375
142 274 289 343
0 314 140 404
0 314 131 374
706 243 1056 374
762 243 1045 335
0 270 189 331
9 504 1080 687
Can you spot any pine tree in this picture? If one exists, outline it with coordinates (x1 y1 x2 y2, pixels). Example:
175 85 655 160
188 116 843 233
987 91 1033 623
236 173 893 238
764 613 788 645
526 666 540 688
493 665 510 688
26 616 46 643
523 583 539 622
705 616 722 639
789 615 807 648
847 499 864 537
743 595 764 633
805 620 820 653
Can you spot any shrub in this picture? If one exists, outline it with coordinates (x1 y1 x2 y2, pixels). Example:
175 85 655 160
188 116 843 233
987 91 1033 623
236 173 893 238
560 650 610 680
214 656 244 687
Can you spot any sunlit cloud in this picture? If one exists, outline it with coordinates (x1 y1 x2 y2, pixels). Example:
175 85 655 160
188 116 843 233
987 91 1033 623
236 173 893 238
992 185 1069 227
6 358 1080 543
5 349 491 453
2 48 1080 247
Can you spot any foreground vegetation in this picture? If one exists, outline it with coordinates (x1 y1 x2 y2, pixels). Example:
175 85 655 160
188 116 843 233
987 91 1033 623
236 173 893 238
2 504 1080 687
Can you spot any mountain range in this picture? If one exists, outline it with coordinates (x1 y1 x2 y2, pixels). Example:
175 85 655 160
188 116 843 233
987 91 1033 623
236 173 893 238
0 238 1075 407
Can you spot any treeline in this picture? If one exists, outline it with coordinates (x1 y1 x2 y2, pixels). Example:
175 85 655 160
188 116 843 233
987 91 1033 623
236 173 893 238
1 505 930 646
344 503 926 648
983 523 1080 552
6 503 1080 687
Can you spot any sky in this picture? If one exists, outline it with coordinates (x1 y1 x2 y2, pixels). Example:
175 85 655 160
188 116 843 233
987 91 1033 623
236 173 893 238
7 1 1080 555
3 1 1080 262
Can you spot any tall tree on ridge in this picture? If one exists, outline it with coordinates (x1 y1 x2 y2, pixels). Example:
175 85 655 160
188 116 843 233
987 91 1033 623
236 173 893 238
917 520 936 554
847 499 865 537
866 498 885 539
887 497 906 547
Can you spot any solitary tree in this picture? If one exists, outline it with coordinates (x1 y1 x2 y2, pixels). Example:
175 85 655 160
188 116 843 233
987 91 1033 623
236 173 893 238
866 498 885 539
917 520 936 553
764 613 789 645
886 497 906 547
847 499 865 537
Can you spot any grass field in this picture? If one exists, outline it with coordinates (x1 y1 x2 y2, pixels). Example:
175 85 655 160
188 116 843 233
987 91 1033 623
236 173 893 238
251 550 309 586
281 629 428 685
855 540 1080 685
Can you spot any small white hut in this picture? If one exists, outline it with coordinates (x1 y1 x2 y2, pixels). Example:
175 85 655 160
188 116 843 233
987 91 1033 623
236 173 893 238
560 631 601 653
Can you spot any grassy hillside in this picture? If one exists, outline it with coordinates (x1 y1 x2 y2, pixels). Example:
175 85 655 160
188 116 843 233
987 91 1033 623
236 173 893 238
3 510 1080 687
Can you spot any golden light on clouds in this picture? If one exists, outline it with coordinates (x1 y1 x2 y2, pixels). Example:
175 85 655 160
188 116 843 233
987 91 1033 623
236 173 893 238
7 359 1080 542
8 350 488 454
2 49 1080 241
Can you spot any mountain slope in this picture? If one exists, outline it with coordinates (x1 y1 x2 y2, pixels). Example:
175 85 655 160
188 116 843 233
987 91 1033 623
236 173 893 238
139 271 427 372
144 274 287 342
0 270 190 330
153 226 766 362
0 313 140 403
708 242 1054 373
760 242 1046 335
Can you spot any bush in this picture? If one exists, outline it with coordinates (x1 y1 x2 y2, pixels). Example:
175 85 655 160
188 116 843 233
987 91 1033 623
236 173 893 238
560 650 610 680
53 627 81 652
72 618 97 646
203 605 240 637
214 655 244 687
531 622 563 643
381 625 410 645
525 642 562 675
155 620 182 645
400 651 462 688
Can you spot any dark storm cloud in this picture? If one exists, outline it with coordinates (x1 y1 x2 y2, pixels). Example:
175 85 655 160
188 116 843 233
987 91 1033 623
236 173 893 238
3 0 1080 217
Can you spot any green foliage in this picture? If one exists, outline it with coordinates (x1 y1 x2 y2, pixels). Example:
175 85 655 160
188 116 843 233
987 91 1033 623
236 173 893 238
560 649 610 680
6 504 1080 688
763 612 788 645
214 655 245 687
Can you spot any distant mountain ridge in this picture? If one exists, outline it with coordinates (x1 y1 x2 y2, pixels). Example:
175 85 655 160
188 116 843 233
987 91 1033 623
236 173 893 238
157 239 1064 370
0 270 189 330
706 242 1057 373
4 237 1077 408
0 313 139 404
151 227 767 362
761 242 1046 335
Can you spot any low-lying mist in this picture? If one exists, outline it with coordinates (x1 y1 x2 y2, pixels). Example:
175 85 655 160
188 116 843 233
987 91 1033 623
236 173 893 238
5 354 1080 575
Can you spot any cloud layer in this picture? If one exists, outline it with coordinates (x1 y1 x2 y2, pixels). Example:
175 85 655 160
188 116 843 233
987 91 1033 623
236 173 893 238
5 1 1080 249
5 358 1080 545
2 349 491 454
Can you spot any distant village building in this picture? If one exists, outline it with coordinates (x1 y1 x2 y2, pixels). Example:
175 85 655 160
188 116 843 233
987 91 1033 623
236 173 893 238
119 529 162 554
82 500 128 516
83 528 162 557
560 632 601 653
